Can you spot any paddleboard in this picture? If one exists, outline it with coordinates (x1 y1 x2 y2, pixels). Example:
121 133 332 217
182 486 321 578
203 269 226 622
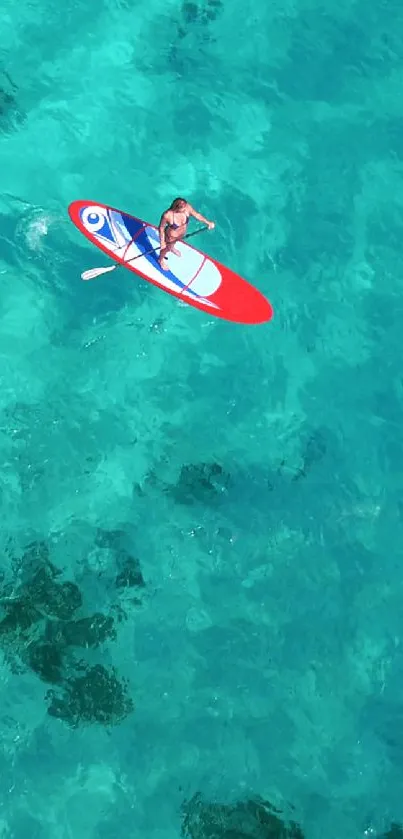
68 200 273 325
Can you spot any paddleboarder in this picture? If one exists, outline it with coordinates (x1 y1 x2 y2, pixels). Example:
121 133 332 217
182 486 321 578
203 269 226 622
158 197 215 270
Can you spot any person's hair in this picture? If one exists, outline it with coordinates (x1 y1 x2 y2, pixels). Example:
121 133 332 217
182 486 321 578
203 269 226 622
170 197 187 211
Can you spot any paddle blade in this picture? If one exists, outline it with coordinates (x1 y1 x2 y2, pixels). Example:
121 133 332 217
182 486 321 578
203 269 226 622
81 265 116 281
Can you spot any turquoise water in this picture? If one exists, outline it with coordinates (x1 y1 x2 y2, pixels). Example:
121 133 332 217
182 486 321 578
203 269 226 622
1 0 403 835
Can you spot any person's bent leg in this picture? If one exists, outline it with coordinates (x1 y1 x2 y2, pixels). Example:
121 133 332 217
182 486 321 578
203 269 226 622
159 243 171 270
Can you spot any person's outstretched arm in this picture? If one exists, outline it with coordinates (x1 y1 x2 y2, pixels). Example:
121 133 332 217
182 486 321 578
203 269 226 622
188 205 215 230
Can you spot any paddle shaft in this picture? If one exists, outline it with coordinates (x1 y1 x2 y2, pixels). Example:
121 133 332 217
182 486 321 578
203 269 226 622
81 225 209 280
126 224 208 264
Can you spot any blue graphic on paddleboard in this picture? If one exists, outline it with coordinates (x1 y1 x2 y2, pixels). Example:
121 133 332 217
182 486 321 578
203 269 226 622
79 204 220 304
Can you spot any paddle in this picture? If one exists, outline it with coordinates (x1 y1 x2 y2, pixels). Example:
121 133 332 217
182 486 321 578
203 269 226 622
81 225 208 281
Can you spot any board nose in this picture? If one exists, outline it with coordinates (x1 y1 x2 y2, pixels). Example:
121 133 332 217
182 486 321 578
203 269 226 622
213 277 273 324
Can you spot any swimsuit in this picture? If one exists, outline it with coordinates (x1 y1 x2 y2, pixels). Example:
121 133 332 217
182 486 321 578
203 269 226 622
160 212 189 263
168 212 189 230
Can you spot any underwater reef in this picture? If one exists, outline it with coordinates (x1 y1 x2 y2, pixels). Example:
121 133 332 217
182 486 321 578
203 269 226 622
138 426 330 512
181 793 403 839
383 827 403 838
181 794 304 839
0 532 144 727
179 0 222 30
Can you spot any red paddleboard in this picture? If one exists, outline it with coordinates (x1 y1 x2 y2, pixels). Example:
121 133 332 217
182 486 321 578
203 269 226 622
68 200 273 325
